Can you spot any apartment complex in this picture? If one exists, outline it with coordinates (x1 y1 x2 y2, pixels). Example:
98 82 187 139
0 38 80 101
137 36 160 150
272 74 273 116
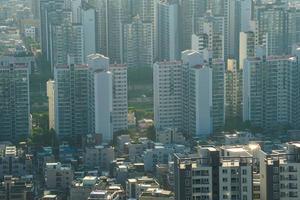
154 50 225 136
53 54 127 142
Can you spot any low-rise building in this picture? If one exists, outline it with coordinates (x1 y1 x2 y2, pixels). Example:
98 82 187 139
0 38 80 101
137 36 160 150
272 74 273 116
70 176 98 200
71 176 125 200
41 195 58 200
84 145 115 172
0 176 34 200
45 162 73 190
156 129 186 145
126 177 160 199
0 146 33 179
37 147 55 175
116 135 131 155
140 188 174 200
144 144 187 172
59 144 77 163
224 131 253 145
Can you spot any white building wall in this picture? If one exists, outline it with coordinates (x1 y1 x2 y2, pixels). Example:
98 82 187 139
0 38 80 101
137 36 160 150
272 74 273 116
242 59 252 121
82 8 96 61
109 64 128 133
47 80 55 130
153 61 183 131
168 3 179 61
194 67 213 136
240 0 253 32
94 71 113 143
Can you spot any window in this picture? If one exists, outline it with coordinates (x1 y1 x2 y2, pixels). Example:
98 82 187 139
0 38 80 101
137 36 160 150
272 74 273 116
185 171 191 177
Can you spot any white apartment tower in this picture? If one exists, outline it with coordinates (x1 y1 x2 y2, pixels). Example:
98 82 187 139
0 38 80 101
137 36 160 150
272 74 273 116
94 71 113 142
182 50 213 136
109 63 128 133
87 54 113 143
153 60 183 131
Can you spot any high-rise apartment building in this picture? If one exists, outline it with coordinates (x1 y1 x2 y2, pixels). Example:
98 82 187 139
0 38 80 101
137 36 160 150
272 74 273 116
243 55 300 131
153 60 183 131
211 58 226 132
53 59 89 137
207 0 224 16
178 0 208 51
187 63 213 136
141 0 158 60
122 15 153 68
287 8 300 54
255 2 288 56
81 3 96 61
141 0 157 23
87 54 113 142
224 0 241 60
240 0 253 32
109 64 128 133
192 15 224 60
107 0 131 63
78 0 131 63
47 80 55 130
225 59 242 123
182 50 213 136
239 31 257 69
259 142 300 200
0 55 31 141
50 18 84 69
89 0 108 55
39 0 65 61
223 0 253 60
157 0 179 61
